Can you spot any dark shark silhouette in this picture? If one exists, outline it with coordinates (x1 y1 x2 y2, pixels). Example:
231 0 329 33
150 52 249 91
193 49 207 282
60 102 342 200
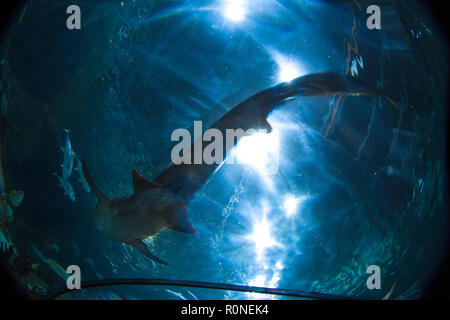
82 72 394 265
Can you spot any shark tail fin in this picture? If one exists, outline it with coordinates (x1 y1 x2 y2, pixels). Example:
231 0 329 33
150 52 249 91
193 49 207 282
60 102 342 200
261 72 388 111
126 239 168 266
258 72 399 117
167 206 197 235
80 158 110 205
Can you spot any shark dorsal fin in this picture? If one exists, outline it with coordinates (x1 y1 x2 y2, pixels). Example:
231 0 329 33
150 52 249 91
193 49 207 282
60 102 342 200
132 168 162 193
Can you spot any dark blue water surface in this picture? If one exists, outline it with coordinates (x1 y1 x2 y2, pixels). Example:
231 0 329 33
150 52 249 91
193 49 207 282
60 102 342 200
0 0 447 299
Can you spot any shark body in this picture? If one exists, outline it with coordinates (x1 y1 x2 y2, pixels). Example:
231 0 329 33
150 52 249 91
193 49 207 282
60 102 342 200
82 72 392 265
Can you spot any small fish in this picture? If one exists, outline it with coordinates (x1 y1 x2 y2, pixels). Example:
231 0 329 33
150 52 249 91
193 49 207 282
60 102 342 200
54 173 76 202
31 263 40 271
61 128 75 180
95 271 104 280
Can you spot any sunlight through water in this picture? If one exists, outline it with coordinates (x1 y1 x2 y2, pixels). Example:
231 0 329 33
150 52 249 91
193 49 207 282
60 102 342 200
246 212 282 261
222 0 246 22
283 194 310 217
270 51 306 83
232 130 280 176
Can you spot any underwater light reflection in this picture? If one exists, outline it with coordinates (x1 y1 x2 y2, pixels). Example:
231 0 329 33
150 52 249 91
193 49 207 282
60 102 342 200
283 194 310 217
222 0 246 22
246 269 282 299
270 51 306 83
275 261 284 270
283 194 299 216
246 212 282 261
278 61 302 83
232 129 279 176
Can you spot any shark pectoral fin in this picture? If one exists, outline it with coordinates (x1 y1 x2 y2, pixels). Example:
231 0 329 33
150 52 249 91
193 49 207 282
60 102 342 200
167 206 197 235
125 239 168 266
132 168 164 193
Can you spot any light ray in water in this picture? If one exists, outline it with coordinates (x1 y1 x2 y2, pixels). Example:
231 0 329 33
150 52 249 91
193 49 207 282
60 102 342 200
275 261 284 270
269 51 306 83
246 211 282 261
232 129 280 177
222 0 246 22
138 3 195 24
246 270 282 299
283 194 299 216
283 194 310 217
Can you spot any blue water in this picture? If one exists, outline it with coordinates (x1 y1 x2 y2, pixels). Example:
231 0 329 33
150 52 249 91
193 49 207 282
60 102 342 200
0 0 447 299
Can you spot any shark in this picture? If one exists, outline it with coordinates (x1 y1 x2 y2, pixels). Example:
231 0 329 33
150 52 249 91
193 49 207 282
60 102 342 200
82 72 395 265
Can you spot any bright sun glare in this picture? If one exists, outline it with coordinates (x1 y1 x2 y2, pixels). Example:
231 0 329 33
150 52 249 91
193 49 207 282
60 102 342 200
269 51 306 83
246 214 281 260
233 130 279 175
278 60 302 83
283 194 310 217
223 0 246 22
